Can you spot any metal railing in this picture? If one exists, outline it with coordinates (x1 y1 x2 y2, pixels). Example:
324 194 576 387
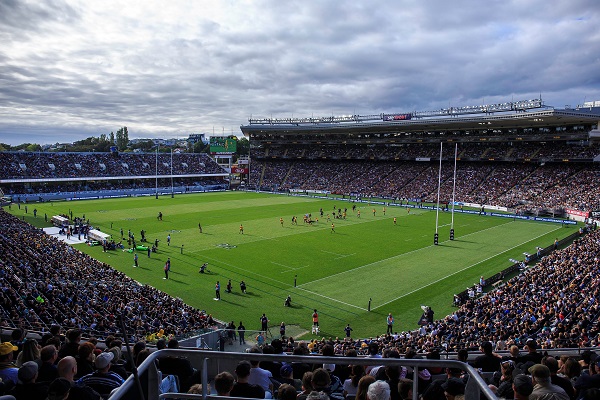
108 350 497 400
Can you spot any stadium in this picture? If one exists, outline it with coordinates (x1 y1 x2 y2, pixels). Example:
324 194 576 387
1 98 600 399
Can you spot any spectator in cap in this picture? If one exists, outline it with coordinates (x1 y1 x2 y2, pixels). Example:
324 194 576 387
107 346 127 380
13 360 49 400
441 377 465 400
528 364 569 400
0 342 19 385
47 377 71 400
77 352 124 398
279 364 303 391
230 360 265 399
474 341 501 372
513 374 534 400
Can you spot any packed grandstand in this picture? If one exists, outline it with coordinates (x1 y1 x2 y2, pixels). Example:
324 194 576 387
1 98 600 399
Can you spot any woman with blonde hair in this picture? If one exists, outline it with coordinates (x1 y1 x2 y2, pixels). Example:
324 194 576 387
16 338 40 367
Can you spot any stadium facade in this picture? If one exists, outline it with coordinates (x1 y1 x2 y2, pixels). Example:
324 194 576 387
240 99 600 217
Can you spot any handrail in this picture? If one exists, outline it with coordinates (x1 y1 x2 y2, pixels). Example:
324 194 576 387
108 349 497 400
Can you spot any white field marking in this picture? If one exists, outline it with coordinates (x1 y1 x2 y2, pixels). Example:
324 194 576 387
202 255 288 286
321 250 347 257
335 253 356 259
295 286 367 311
438 223 452 228
271 262 295 272
371 224 562 311
298 220 517 288
279 266 310 274
201 246 367 311
271 262 310 273
320 250 357 259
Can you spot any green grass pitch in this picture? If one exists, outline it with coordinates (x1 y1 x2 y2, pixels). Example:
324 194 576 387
10 191 578 339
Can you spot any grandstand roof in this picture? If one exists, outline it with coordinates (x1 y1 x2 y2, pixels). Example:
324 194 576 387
241 107 600 136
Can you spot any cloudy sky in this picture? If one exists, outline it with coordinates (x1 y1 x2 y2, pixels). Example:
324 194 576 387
1 0 599 146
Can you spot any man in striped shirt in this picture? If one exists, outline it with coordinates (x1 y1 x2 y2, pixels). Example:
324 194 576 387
77 352 124 399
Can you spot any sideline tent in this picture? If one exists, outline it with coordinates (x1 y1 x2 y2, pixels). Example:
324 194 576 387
88 229 110 242
51 215 69 227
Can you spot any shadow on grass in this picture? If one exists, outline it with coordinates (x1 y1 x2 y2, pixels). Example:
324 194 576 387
164 278 189 285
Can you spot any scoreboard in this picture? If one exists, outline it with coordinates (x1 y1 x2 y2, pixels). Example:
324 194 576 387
210 137 237 154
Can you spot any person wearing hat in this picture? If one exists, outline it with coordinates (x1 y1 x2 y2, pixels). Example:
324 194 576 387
230 360 265 399
279 364 303 391
513 374 534 400
12 360 49 400
441 377 465 400
528 364 569 400
474 341 501 372
77 352 124 398
0 342 19 385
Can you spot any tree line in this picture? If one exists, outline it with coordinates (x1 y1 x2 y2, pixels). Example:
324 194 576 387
0 127 249 155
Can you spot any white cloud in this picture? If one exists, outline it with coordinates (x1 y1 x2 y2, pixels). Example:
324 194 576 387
0 0 599 145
